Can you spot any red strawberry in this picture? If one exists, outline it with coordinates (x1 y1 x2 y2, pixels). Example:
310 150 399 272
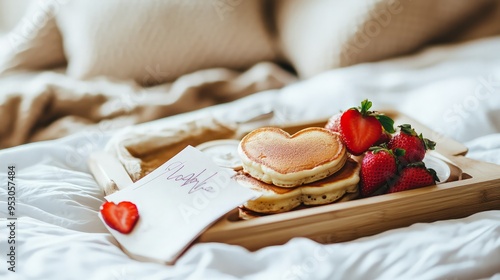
100 201 140 234
359 147 402 197
339 100 395 156
325 112 341 133
388 163 439 193
388 124 436 164
374 130 392 146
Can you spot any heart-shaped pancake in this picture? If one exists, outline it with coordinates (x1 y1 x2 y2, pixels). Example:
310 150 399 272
238 127 347 187
234 158 360 214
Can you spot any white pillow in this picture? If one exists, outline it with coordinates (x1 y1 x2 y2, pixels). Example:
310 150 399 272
275 0 493 79
55 0 277 85
0 1 66 74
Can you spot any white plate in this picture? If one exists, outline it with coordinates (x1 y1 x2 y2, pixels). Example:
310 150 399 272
196 139 242 169
422 154 451 184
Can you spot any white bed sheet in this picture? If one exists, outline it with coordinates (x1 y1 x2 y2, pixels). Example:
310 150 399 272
1 36 500 279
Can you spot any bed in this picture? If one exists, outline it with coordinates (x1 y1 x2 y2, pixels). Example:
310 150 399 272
1 1 500 279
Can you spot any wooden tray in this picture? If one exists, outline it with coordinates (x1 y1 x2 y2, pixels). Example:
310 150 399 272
89 111 500 251
196 112 500 250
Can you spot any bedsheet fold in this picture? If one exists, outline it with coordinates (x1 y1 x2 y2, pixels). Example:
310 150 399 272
0 62 295 149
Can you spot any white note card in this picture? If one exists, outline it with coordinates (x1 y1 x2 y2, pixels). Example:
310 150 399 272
102 145 258 264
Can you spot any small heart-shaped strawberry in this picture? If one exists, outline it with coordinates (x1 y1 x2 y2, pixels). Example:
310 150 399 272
340 109 381 155
339 100 394 156
100 201 139 234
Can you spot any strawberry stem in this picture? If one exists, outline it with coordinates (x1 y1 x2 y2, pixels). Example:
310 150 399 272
359 99 372 116
356 99 395 133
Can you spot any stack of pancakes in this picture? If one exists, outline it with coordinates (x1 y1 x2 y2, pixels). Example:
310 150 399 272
235 127 360 217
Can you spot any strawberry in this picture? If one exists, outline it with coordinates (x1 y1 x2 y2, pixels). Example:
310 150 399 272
325 112 341 133
388 163 439 193
359 147 403 197
339 100 395 155
100 201 140 234
388 124 436 164
374 130 392 146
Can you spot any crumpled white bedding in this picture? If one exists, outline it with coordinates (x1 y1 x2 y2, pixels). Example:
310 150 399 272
1 36 500 280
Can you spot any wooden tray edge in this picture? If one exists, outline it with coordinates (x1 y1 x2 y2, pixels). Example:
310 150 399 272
199 156 500 250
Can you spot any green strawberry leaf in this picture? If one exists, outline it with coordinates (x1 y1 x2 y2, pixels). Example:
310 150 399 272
378 143 389 149
359 99 373 115
376 115 395 133
398 124 417 136
393 148 406 157
427 168 440 182
420 134 436 150
393 148 406 167
368 146 385 153
400 125 436 150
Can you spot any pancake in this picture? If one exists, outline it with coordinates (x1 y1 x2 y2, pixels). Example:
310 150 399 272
238 127 347 187
233 173 302 213
300 158 360 205
233 158 360 214
238 190 360 220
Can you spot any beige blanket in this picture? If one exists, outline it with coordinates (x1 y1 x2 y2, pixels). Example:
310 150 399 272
0 64 294 148
1 0 499 148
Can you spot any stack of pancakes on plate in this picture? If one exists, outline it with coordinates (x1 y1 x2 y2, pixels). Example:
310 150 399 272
235 127 360 217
